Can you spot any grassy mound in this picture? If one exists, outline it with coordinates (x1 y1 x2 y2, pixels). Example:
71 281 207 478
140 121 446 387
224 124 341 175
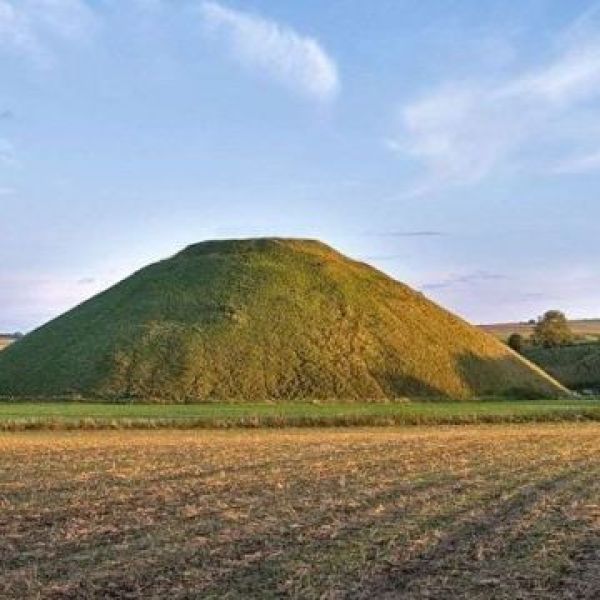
0 238 566 401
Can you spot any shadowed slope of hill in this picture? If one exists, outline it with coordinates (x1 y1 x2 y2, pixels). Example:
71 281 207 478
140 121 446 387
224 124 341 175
0 238 566 401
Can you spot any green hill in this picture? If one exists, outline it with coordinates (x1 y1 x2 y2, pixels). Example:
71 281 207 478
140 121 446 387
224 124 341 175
0 238 566 401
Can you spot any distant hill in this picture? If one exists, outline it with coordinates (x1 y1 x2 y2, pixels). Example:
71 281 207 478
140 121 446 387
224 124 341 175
0 335 19 352
522 345 600 392
480 320 600 391
481 320 600 342
0 238 566 401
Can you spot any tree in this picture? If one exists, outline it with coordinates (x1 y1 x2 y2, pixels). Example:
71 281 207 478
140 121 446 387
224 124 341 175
507 333 524 353
532 310 573 348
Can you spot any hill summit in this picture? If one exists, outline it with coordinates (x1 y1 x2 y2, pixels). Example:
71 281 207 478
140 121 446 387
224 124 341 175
0 238 565 401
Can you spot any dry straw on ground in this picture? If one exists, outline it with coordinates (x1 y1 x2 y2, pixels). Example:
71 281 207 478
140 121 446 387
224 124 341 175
1 425 598 598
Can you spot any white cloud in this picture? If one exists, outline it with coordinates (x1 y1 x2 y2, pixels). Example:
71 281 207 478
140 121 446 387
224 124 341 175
554 150 600 174
200 1 339 102
35 0 96 40
0 138 15 165
0 1 36 54
0 0 96 64
391 17 600 191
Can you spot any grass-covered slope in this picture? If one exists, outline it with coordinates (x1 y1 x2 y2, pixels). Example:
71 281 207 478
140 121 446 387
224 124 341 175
524 344 600 391
0 238 566 401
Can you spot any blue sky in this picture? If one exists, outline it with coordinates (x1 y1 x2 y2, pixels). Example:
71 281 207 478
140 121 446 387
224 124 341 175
1 0 600 331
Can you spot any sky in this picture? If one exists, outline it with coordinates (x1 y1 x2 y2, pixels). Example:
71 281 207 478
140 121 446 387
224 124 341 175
1 0 600 331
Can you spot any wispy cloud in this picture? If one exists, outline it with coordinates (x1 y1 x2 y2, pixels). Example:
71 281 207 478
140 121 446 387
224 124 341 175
358 254 405 262
0 138 15 165
200 1 339 102
0 0 97 65
380 230 445 238
422 270 507 292
76 276 95 285
390 10 600 192
553 150 600 174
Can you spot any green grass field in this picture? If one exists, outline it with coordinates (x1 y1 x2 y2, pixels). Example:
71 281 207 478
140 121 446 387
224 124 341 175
0 399 598 429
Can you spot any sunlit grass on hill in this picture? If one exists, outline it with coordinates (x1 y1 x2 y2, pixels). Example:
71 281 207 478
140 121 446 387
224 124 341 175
0 238 565 401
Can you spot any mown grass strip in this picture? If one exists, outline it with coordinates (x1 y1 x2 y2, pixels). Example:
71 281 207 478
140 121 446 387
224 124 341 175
1 406 600 430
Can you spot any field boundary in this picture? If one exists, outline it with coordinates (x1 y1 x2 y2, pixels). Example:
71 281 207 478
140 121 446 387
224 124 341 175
2 409 600 431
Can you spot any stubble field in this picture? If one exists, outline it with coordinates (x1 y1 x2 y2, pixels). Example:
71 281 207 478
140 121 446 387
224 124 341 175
1 425 599 599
